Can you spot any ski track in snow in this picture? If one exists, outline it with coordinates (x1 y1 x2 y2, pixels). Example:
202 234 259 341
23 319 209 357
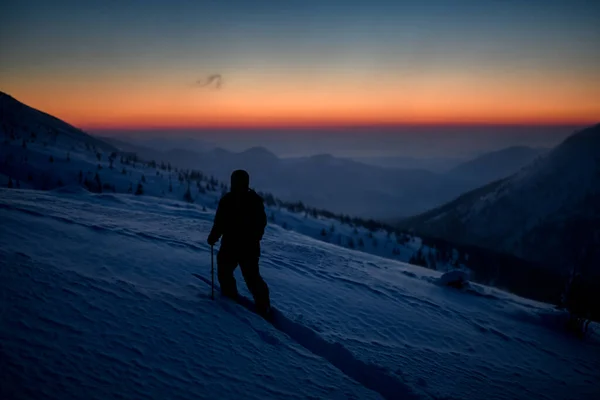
1 188 600 400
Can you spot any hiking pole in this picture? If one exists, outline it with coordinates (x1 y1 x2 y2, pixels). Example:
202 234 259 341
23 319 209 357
210 245 215 300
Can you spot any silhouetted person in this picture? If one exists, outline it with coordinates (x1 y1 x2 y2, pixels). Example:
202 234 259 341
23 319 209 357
207 170 271 317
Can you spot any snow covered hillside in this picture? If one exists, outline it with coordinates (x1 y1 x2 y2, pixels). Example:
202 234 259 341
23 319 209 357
0 91 461 274
400 124 600 275
2 188 599 400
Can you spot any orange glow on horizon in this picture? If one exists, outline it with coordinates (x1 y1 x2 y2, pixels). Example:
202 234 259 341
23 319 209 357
77 115 599 131
3 67 599 131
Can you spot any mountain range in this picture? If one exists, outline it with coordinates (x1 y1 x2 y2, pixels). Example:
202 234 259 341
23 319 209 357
103 135 543 220
4 89 595 277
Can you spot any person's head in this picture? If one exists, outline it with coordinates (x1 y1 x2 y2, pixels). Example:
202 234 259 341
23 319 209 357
230 169 250 193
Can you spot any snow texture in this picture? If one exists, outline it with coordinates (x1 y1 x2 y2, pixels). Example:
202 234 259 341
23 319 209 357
2 188 599 400
1 93 599 399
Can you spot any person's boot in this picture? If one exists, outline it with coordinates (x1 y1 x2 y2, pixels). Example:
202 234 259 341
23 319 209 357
255 297 272 321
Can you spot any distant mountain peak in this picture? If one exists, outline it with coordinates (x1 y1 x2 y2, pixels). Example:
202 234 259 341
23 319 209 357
559 123 600 148
448 145 547 185
239 146 278 159
310 153 335 161
0 91 116 153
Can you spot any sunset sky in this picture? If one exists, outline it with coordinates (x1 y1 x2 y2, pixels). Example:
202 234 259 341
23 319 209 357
1 0 599 129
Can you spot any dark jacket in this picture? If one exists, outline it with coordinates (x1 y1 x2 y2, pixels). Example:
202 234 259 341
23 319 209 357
208 189 267 252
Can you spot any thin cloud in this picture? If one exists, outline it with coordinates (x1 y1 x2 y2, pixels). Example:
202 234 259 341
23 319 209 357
196 74 223 89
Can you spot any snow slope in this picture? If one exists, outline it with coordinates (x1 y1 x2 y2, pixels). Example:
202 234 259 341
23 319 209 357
2 188 599 400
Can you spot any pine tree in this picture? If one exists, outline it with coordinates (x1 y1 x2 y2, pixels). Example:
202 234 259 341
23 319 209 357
49 155 54 163
122 168 127 175
409 248 428 268
135 183 144 195
78 170 83 184
429 255 437 270
128 183 133 193
409 253 416 265
7 177 13 188
320 228 327 237
169 180 173 193
183 185 193 202
330 224 335 233
95 173 102 193
358 237 365 247
348 238 355 249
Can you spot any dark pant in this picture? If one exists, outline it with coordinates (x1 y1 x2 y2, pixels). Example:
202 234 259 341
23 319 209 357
217 248 270 313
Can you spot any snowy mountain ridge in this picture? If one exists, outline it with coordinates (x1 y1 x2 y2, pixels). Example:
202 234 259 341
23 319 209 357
0 91 462 275
0 92 115 153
